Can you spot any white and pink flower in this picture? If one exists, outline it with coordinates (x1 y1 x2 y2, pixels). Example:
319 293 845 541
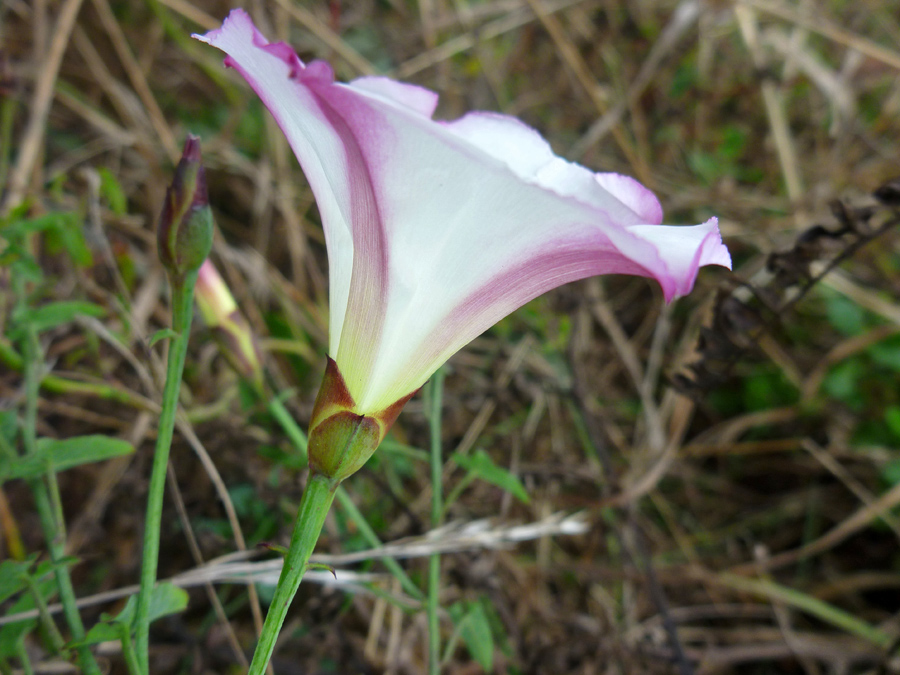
197 10 730 478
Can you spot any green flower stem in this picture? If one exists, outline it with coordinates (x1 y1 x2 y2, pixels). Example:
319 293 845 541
247 472 338 675
426 369 445 675
134 270 199 671
118 624 142 675
21 325 101 675
21 558 68 653
265 396 423 601
13 642 35 675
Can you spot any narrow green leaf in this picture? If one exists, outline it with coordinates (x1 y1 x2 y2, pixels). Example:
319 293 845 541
148 328 178 348
451 449 530 504
0 410 17 446
35 436 134 470
98 167 128 216
716 573 893 648
0 435 134 482
449 600 494 671
16 301 105 335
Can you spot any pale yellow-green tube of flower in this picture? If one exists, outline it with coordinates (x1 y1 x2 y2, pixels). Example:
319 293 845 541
194 260 265 392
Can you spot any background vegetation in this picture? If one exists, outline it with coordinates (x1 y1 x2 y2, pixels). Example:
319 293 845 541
2 0 900 672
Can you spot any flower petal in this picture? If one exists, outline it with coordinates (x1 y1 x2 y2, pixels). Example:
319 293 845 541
195 8 388 384
197 11 731 413
443 112 662 222
348 77 439 117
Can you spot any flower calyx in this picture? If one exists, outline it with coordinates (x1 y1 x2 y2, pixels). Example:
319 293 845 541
307 357 415 484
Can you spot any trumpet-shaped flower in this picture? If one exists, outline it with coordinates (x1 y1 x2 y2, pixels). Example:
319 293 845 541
197 10 730 479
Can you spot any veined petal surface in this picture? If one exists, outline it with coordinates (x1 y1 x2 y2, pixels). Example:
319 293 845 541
197 10 731 413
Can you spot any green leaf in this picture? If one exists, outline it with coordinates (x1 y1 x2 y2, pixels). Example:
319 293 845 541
1 211 92 268
0 435 134 482
0 410 17 446
79 618 125 645
148 328 178 348
42 212 93 267
823 359 864 409
449 600 494 671
869 337 900 372
882 459 900 487
826 295 867 336
0 563 58 658
98 167 128 215
451 449 530 504
0 559 34 605
885 406 900 440
79 583 188 646
14 301 105 335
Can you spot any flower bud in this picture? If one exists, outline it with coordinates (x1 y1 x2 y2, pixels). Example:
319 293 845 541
194 260 265 390
157 135 214 279
307 357 415 483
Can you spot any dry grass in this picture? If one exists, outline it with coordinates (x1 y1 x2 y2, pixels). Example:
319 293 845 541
2 0 900 673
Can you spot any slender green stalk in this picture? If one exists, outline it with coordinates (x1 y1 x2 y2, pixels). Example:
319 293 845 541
21 325 101 675
0 95 17 189
715 573 893 648
134 271 198 671
266 396 310 457
13 643 34 675
266 396 423 600
21 568 67 653
247 472 338 675
119 625 142 675
426 369 445 675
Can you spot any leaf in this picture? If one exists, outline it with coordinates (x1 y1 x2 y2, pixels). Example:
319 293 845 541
0 565 58 658
885 406 900 440
715 573 893 648
0 410 17 446
1 211 92 268
79 583 189 646
98 167 128 215
15 301 105 335
0 435 134 482
449 600 494 671
42 211 93 268
0 615 34 659
148 328 178 348
451 449 530 504
825 295 867 337
79 619 123 645
0 560 34 605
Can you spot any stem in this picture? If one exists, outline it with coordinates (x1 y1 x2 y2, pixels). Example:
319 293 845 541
134 271 198 671
266 396 423 601
426 369 445 675
247 472 338 675
13 643 34 675
21 326 101 675
22 569 67 654
119 624 142 675
0 94 17 189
